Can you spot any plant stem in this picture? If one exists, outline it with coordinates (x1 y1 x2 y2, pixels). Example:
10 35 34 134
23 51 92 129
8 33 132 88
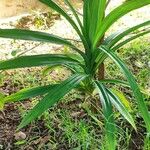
98 63 105 80
98 36 105 80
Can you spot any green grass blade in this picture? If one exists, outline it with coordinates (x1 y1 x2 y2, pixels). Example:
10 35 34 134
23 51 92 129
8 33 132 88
18 74 87 129
94 0 150 48
95 81 116 150
0 54 81 70
106 88 136 129
0 92 5 110
99 46 150 132
3 84 57 103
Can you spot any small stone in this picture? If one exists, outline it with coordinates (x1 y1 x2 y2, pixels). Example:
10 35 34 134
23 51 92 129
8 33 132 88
14 131 26 140
0 144 3 150
135 61 144 68
148 61 150 68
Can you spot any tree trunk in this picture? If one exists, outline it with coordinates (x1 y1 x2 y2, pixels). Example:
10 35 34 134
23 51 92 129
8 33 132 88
98 36 105 80
98 63 105 80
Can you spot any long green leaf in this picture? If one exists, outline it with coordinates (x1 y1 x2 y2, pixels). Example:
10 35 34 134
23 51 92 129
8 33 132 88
89 0 106 44
63 64 84 73
99 79 129 87
0 54 81 70
39 0 80 33
64 0 83 31
111 88 132 111
94 0 150 47
106 88 136 129
0 29 86 56
95 29 150 71
42 63 84 75
104 20 150 47
99 46 150 132
83 0 90 42
0 29 72 46
83 0 106 47
99 79 150 96
95 81 116 150
18 73 87 129
39 0 87 49
112 30 150 50
3 84 57 103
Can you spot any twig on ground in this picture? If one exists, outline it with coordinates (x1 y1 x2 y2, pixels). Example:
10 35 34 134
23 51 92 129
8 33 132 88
17 43 43 57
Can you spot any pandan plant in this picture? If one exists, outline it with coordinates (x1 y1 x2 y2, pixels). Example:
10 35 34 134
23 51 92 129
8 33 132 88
0 0 150 149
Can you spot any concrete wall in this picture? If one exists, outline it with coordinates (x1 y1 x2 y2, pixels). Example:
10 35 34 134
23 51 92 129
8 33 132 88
0 0 47 18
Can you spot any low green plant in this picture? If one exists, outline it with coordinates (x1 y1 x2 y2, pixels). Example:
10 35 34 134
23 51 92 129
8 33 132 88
0 0 150 149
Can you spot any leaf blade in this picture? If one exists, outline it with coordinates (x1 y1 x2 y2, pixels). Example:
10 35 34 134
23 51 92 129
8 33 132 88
99 46 150 132
64 0 83 31
95 81 117 150
94 0 150 47
3 84 57 103
0 29 72 45
112 30 150 50
39 0 88 48
106 88 136 129
104 20 150 47
0 54 81 70
18 74 87 129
